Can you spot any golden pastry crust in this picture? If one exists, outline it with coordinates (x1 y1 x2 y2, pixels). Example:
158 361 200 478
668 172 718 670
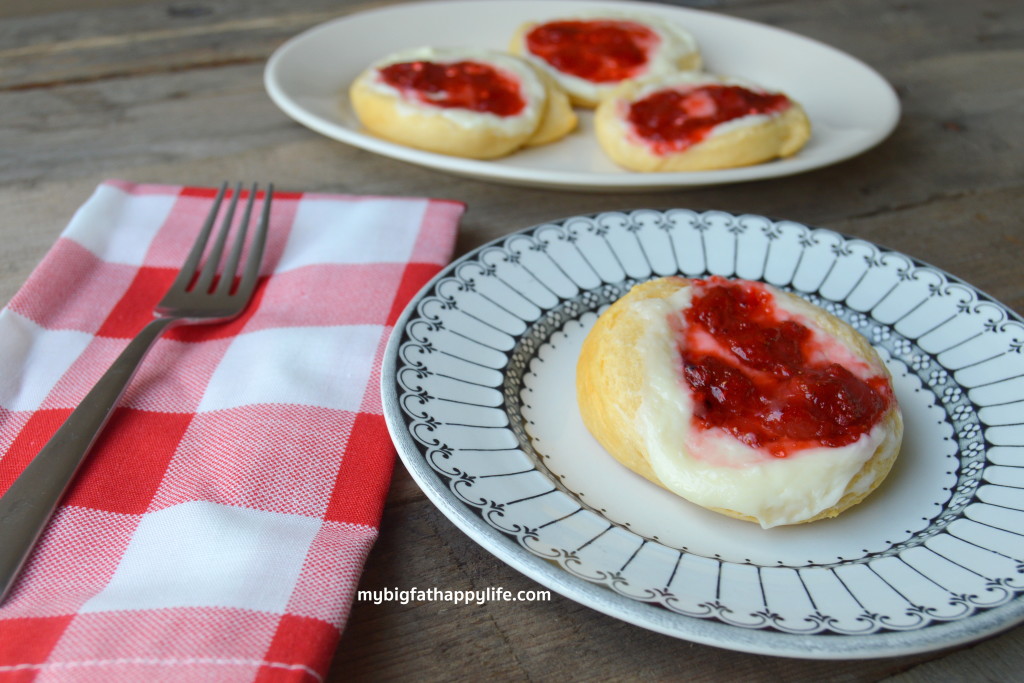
509 14 702 108
576 277 903 525
522 67 578 147
594 74 812 172
349 47 576 160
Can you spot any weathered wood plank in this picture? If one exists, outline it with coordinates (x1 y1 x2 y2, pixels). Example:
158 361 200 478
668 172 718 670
0 0 1022 680
0 0 406 89
1 1 1019 224
884 627 1024 683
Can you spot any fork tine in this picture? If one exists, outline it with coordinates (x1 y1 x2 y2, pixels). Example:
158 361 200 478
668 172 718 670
169 182 227 293
193 182 241 294
215 182 257 296
235 183 272 297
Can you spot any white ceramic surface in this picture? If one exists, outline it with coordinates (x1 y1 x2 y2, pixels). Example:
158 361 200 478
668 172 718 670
264 0 900 191
382 209 1024 658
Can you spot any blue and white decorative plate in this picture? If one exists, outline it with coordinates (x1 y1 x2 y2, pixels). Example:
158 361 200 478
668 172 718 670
381 210 1024 658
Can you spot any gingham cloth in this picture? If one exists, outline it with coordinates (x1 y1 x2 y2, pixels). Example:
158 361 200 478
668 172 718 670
0 181 463 682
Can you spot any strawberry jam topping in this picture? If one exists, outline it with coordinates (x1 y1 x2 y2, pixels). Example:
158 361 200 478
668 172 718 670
378 60 526 116
628 85 791 154
525 19 660 83
679 277 890 457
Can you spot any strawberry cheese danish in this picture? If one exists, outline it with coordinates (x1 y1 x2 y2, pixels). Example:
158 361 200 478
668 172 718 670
595 73 811 171
509 13 701 108
349 47 577 159
576 277 903 528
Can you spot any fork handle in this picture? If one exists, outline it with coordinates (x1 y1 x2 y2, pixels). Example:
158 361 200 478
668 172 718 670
0 316 178 602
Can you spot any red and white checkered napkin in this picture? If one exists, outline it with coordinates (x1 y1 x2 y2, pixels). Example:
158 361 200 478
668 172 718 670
0 181 464 681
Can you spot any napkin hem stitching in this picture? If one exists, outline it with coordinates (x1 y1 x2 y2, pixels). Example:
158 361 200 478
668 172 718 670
0 657 323 681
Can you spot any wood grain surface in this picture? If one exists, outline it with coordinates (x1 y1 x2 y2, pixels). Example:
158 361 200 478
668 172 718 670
1 0 1022 680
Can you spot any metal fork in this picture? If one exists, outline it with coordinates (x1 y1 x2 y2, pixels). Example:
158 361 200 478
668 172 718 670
0 181 272 602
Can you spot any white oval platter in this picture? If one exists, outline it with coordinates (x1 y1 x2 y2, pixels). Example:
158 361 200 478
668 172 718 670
265 0 900 191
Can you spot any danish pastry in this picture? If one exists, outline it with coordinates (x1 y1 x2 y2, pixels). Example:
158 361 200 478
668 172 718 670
509 13 701 108
576 276 903 528
349 47 577 159
594 72 811 171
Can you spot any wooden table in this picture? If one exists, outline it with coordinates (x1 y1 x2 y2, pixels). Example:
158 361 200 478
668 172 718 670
2 0 1022 679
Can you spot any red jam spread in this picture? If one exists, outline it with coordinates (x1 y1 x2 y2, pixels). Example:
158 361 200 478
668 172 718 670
378 60 526 116
525 20 660 83
627 85 791 154
678 277 891 457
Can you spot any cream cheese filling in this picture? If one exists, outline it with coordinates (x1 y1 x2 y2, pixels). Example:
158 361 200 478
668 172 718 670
361 47 546 136
633 285 887 528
